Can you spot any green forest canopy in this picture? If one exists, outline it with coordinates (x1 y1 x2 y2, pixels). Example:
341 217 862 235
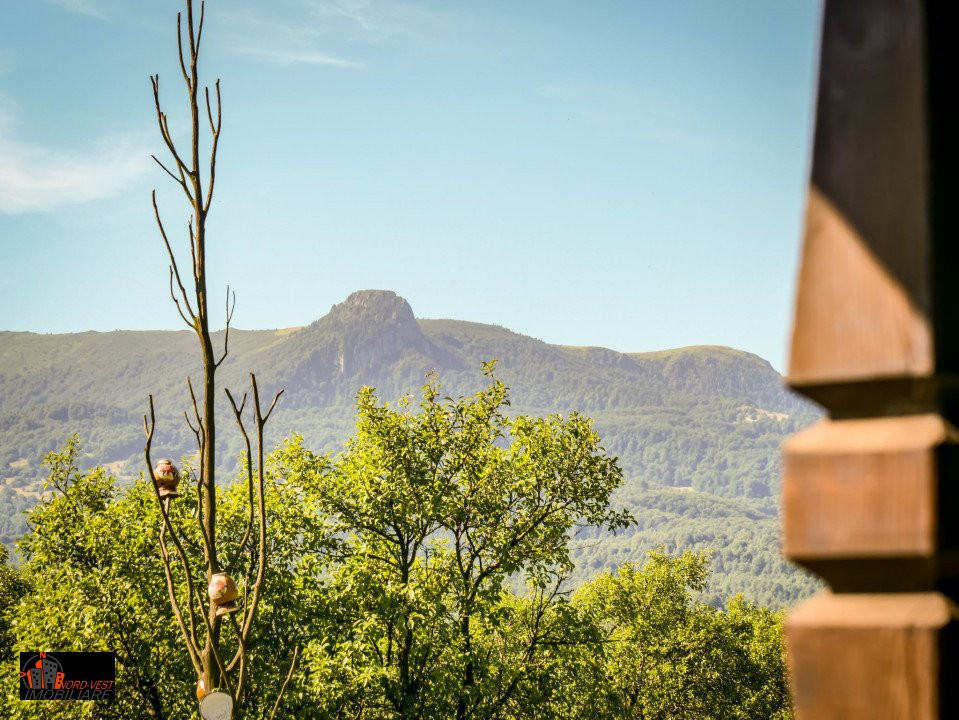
1 372 793 719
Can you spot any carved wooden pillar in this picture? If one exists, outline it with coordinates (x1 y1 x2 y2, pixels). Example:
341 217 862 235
783 1 959 717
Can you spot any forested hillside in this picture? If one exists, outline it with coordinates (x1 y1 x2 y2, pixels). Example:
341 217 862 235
0 290 822 607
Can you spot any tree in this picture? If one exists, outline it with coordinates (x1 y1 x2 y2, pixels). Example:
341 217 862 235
3 379 795 718
0 546 29 662
3 437 192 719
144 1 289 714
279 365 632 718
555 550 793 719
1 437 331 719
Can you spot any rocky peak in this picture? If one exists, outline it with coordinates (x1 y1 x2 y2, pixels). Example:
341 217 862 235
311 290 428 377
275 290 464 403
326 290 419 336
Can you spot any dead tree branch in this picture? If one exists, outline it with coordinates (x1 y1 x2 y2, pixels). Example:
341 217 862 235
144 395 203 674
238 374 284 641
224 388 254 576
225 374 283 679
147 1 286 709
214 285 235 370
203 80 221 214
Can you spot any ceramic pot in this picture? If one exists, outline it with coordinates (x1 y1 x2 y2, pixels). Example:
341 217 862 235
153 459 181 498
208 572 240 616
196 675 209 701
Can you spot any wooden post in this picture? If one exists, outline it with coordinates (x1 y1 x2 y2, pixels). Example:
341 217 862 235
784 1 959 717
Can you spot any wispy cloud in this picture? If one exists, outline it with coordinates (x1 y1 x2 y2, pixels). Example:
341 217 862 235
233 44 361 68
302 0 443 41
42 0 107 20
221 4 360 69
222 0 453 69
307 0 382 34
0 104 150 214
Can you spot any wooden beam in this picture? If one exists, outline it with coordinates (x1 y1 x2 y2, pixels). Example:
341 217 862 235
787 593 959 720
784 1 959 717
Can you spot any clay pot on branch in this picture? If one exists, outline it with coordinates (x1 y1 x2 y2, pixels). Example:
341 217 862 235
153 459 181 498
196 674 210 701
207 572 240 616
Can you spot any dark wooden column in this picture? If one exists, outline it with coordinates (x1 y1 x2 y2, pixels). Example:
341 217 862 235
783 1 959 717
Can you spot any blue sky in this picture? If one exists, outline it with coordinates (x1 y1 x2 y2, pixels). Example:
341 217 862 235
1 0 821 370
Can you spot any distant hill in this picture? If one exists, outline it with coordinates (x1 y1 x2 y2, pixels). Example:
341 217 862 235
0 289 822 607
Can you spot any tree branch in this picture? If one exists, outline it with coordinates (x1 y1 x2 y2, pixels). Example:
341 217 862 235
153 191 197 324
227 612 249 702
144 395 203 674
158 516 203 672
189 217 199 285
176 12 191 87
195 0 206 58
151 75 191 177
186 376 212 567
262 387 284 425
184 411 200 441
186 376 205 452
224 387 254 575
268 646 300 720
203 80 221 214
167 267 193 329
237 374 282 646
214 285 235 369
192 587 234 700
151 154 189 196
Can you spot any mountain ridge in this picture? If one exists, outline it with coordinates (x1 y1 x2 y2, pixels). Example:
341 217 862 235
0 289 822 607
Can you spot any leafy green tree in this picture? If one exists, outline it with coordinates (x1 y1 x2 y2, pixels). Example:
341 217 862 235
720 595 792 719
1 437 331 719
0 546 29 661
284 365 631 718
555 550 792 719
1 436 188 719
3 376 795 719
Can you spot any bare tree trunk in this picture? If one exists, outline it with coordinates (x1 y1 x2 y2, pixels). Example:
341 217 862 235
143 1 295 714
